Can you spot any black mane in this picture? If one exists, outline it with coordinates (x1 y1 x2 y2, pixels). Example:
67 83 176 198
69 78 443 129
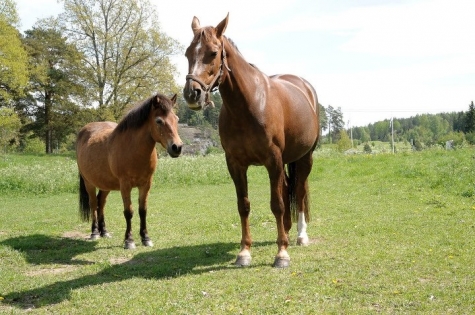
116 93 172 132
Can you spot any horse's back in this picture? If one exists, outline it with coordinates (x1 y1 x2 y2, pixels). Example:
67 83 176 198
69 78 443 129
76 121 119 190
270 74 318 113
77 122 117 147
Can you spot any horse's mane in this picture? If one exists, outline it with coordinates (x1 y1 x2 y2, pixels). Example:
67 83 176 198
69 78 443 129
116 93 172 132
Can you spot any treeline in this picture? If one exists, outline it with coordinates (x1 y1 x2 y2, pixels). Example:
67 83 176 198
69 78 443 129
350 101 475 148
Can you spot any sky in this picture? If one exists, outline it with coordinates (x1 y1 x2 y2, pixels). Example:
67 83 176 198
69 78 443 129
16 0 475 127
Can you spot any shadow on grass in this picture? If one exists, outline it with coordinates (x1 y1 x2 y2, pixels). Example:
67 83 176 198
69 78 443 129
1 234 273 309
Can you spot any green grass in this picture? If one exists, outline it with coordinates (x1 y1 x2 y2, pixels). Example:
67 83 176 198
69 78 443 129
0 148 474 314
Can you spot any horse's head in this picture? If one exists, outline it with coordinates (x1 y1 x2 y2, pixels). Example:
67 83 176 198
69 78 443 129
150 94 183 158
183 14 230 110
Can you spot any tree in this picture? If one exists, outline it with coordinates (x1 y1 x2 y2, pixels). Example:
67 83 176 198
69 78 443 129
0 107 21 153
59 0 182 120
318 103 327 132
0 0 20 26
0 2 28 104
23 23 85 153
336 129 352 152
464 101 475 133
326 105 344 143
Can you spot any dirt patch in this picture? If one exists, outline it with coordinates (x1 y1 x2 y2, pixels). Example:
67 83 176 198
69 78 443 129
109 257 133 265
26 265 77 276
62 231 90 240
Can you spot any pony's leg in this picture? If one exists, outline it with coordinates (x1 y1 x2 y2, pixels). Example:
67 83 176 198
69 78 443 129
138 183 153 247
226 155 251 267
97 190 111 238
266 154 291 268
295 151 314 246
85 184 101 240
120 183 135 249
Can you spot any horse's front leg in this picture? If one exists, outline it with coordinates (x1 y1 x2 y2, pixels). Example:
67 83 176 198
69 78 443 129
226 156 251 266
267 157 291 268
120 182 135 249
138 182 153 247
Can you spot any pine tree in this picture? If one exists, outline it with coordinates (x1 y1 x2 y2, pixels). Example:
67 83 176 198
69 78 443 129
465 101 475 133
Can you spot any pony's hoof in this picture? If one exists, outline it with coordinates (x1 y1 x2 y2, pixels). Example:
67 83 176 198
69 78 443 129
124 241 136 249
297 236 309 246
101 232 111 238
273 257 290 268
89 234 100 241
235 255 252 267
142 239 154 247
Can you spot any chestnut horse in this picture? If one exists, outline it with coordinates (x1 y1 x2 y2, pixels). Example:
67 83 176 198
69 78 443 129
183 14 320 268
76 93 183 249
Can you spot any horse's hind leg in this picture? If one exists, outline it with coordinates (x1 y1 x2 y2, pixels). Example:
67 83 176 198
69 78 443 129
97 190 111 238
138 183 153 247
82 182 101 241
295 151 314 246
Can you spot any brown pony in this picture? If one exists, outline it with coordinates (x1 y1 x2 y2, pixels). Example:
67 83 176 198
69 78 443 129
76 93 183 249
183 14 320 268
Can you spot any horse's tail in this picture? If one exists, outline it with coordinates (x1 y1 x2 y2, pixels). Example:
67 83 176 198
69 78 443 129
287 162 310 223
79 174 91 222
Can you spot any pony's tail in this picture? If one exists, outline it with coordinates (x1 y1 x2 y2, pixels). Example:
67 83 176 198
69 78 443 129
287 162 310 223
79 174 91 222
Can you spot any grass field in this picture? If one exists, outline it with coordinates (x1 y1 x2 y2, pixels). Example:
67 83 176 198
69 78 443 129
0 148 474 314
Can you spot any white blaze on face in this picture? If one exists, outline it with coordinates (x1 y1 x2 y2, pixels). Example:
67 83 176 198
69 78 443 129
190 41 203 76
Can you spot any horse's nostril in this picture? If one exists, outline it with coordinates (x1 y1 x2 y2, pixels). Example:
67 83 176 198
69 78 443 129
194 89 201 98
172 144 182 154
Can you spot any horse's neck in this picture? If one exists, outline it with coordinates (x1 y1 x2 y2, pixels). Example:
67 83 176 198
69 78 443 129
111 126 155 155
220 39 266 111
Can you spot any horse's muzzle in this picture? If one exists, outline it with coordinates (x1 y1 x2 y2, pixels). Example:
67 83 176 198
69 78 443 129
183 80 204 110
168 142 183 158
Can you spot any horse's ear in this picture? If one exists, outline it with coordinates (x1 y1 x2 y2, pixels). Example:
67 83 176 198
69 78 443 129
170 93 177 105
215 13 229 38
154 94 162 108
192 16 201 35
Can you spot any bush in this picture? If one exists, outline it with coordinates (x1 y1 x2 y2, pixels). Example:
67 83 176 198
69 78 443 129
21 137 45 154
363 143 372 153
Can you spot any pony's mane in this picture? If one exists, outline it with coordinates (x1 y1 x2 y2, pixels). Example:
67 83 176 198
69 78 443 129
116 93 172 132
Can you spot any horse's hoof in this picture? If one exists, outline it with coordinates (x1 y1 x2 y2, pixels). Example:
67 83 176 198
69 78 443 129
124 241 136 249
89 234 100 241
101 232 111 238
273 257 290 268
235 255 252 267
297 236 309 246
142 239 154 247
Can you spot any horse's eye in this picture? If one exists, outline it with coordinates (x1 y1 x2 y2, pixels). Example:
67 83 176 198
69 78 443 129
211 51 218 57
156 118 164 125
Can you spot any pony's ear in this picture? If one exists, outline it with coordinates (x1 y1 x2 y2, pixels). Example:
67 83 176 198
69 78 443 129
215 13 229 38
192 16 201 35
154 95 162 108
170 93 177 105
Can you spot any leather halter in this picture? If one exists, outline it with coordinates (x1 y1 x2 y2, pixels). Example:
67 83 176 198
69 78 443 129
186 39 231 109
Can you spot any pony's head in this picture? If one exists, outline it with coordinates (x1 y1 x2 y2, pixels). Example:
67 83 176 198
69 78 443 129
149 93 183 158
183 14 230 110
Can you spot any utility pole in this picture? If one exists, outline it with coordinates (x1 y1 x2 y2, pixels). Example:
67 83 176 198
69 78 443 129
348 120 353 148
391 117 395 154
